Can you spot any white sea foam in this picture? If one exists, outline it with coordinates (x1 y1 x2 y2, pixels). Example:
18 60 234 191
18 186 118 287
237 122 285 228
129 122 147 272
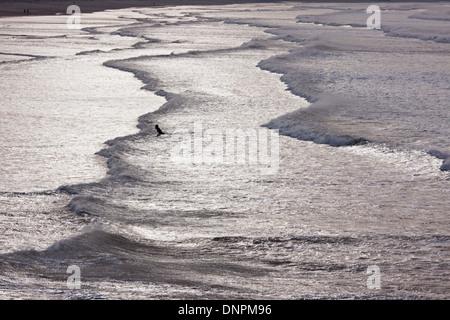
254 3 450 170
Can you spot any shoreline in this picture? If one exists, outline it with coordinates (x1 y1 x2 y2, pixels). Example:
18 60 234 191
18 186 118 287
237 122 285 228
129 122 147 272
0 0 280 18
0 1 440 18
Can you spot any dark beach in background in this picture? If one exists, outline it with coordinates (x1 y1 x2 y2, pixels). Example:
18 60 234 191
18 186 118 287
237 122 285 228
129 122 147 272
0 0 276 17
0 0 441 18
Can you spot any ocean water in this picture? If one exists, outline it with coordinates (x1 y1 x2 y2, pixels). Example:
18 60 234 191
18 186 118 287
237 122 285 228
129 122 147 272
0 2 449 299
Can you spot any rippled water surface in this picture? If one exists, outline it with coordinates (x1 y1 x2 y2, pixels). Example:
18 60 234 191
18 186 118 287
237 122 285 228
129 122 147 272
0 3 449 299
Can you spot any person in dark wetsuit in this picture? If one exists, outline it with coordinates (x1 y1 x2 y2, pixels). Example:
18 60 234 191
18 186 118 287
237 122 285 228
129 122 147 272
155 125 165 136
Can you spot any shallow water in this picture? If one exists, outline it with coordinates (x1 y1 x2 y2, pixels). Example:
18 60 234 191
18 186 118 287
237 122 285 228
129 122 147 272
0 3 449 299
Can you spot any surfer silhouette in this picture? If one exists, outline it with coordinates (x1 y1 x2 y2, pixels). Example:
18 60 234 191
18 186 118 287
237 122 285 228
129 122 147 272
155 124 165 136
